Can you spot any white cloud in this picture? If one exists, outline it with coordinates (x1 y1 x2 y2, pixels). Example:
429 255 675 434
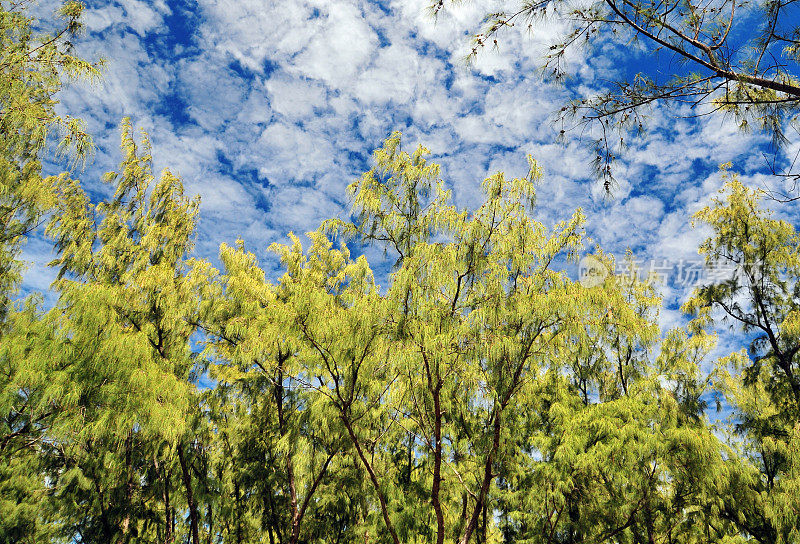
292 2 378 87
30 0 784 328
266 75 327 119
82 5 124 33
118 0 168 36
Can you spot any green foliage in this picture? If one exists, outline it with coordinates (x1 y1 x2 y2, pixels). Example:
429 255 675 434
8 124 797 543
0 0 101 319
686 174 800 542
2 3 800 542
194 134 747 544
0 118 206 543
0 1 102 540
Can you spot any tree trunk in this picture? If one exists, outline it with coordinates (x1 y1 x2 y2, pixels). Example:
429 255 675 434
178 443 200 544
207 503 214 544
234 478 243 544
264 483 281 544
459 409 502 544
432 382 445 544
120 433 134 544
481 498 487 544
342 417 401 544
273 363 302 544
161 463 173 544
644 498 656 544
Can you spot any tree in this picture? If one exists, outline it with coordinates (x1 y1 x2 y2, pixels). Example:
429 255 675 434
0 1 100 540
685 173 800 541
310 133 732 544
40 119 208 544
2 3 785 535
193 133 725 544
197 239 357 544
0 0 100 318
432 0 800 191
0 119 772 544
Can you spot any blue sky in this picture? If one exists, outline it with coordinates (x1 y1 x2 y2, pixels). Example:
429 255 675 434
25 0 800 372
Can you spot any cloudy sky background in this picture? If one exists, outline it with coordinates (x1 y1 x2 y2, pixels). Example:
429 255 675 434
24 0 800 374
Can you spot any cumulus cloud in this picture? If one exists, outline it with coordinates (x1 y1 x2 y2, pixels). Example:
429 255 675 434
28 0 779 329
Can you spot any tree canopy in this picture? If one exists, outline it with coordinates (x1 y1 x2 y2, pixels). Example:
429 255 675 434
2 1 800 543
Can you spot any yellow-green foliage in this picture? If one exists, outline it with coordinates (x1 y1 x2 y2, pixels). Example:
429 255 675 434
0 0 101 319
686 175 800 543
192 134 763 544
2 3 800 542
